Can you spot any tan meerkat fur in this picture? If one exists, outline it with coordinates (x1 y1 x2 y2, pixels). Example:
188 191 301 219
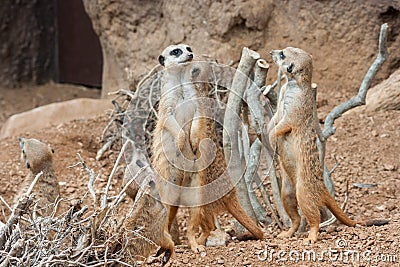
268 47 388 243
122 152 174 266
186 62 264 253
152 44 263 253
151 43 200 248
14 138 60 217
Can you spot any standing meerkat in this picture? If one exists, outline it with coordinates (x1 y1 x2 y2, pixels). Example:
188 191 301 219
152 44 263 253
151 43 201 246
186 63 264 253
268 47 388 243
14 138 60 217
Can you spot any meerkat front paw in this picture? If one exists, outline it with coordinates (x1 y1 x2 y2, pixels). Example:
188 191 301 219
176 130 186 151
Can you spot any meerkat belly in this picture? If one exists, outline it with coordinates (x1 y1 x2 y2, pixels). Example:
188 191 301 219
175 83 198 126
278 135 297 184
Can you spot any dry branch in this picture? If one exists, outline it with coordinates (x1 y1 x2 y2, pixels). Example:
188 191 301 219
223 47 260 226
0 195 33 250
243 59 274 224
322 23 388 139
318 23 388 223
101 140 131 208
71 153 99 205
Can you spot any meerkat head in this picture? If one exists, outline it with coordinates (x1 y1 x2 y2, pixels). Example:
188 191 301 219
270 47 313 84
19 137 54 174
158 44 194 68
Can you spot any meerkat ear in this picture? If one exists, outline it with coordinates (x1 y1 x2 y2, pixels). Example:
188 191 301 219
287 63 294 73
191 66 201 79
158 55 165 66
149 180 155 188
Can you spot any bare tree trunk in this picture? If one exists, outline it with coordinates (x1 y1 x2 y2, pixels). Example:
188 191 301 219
244 59 271 224
223 47 260 230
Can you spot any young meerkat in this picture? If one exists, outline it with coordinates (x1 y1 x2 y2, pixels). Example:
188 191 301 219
186 63 264 253
14 138 60 217
268 47 388 244
122 152 174 266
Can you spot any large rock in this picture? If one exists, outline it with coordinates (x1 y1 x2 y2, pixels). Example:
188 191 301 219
82 0 400 98
0 98 113 138
365 68 400 112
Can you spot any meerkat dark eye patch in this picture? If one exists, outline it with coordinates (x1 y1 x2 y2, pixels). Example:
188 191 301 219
287 63 294 73
170 48 182 57
149 180 155 188
186 46 192 52
51 148 55 154
279 51 285 60
158 55 165 66
26 162 30 169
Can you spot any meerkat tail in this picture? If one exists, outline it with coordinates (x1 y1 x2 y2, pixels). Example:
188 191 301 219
225 197 264 239
322 190 357 227
323 189 389 227
360 219 389 226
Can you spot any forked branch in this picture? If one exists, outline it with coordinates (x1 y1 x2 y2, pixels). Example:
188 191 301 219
322 23 389 139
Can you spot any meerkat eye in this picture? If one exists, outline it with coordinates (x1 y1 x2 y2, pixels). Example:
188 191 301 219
279 51 285 60
170 48 183 57
186 47 192 52
287 63 294 73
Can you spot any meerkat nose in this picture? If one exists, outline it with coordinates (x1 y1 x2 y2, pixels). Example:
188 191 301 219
269 51 273 55
188 54 193 59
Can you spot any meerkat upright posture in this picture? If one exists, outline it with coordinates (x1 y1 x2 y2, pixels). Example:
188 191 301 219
122 153 174 266
186 65 264 253
152 43 200 245
14 138 60 217
268 47 388 243
152 44 263 253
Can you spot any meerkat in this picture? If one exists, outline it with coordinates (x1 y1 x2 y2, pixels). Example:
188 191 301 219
152 44 263 253
151 43 202 248
14 138 60 217
268 47 388 243
186 63 264 253
122 154 174 266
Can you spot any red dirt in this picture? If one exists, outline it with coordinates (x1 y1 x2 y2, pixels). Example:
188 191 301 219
0 81 399 266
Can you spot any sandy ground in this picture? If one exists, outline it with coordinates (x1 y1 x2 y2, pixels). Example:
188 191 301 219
0 82 398 266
